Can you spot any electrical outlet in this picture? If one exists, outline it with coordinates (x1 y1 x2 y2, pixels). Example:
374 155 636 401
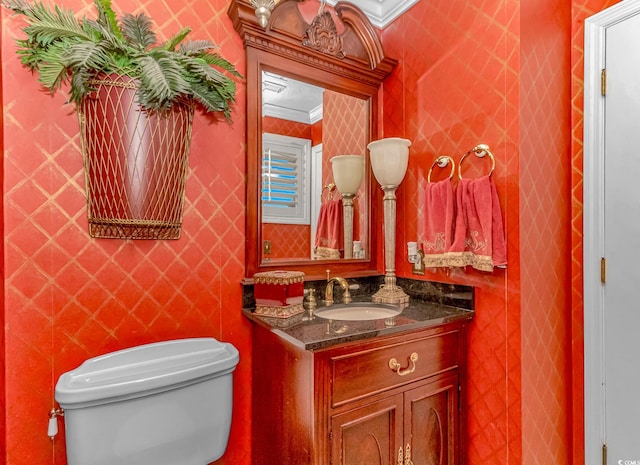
412 250 425 275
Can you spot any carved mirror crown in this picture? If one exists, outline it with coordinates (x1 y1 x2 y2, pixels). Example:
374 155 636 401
228 0 397 279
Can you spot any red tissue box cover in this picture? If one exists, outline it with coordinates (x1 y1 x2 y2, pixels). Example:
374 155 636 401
253 271 305 307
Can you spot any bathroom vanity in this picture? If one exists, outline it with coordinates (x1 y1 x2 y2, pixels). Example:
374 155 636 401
245 299 473 465
229 0 476 459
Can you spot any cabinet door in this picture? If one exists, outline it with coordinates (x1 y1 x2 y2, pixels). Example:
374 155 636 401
404 374 459 465
331 394 404 465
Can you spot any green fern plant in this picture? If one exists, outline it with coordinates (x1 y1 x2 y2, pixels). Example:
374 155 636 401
2 0 241 118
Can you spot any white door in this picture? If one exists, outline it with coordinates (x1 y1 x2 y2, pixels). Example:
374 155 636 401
603 13 640 463
585 3 640 464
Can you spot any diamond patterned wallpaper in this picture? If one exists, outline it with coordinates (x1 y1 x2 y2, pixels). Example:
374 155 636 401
263 116 313 139
380 0 580 463
262 223 311 259
520 1 573 464
0 0 621 463
381 0 522 462
2 0 250 464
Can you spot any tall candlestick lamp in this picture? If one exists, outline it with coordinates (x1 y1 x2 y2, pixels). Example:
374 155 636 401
367 137 411 304
331 155 364 259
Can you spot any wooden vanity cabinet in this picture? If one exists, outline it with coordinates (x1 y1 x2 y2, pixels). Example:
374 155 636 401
330 373 460 465
251 321 468 465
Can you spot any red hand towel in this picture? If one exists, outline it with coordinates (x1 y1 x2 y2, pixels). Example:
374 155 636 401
422 178 456 267
448 176 506 271
448 178 472 267
314 198 343 259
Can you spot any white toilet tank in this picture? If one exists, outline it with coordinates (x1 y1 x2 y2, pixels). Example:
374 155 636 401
55 338 239 465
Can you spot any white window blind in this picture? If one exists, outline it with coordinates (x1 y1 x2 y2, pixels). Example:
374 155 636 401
262 133 311 224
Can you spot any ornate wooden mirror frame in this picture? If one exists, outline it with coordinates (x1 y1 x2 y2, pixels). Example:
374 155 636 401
228 0 397 279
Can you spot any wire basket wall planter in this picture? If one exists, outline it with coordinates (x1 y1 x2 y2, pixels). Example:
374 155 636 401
78 74 195 239
4 0 240 239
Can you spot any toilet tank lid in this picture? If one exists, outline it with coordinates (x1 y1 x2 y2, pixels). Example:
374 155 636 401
55 338 239 407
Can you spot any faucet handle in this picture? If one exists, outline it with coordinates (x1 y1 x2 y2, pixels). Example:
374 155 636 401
305 288 317 306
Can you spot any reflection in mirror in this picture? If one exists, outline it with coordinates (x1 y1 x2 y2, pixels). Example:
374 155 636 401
331 155 364 259
260 71 369 264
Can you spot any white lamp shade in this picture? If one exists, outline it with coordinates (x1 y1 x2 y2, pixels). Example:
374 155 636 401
331 155 364 195
367 137 411 187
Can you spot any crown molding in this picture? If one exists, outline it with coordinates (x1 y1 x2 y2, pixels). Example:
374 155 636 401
326 0 417 28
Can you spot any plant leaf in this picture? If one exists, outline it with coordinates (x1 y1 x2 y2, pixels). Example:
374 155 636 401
3 0 240 116
14 37 46 70
65 41 110 101
136 52 190 110
93 0 123 40
83 19 134 66
2 0 32 15
121 13 156 50
188 80 235 120
163 27 191 51
196 51 243 78
178 39 214 55
15 2 92 46
35 40 70 90
179 56 226 85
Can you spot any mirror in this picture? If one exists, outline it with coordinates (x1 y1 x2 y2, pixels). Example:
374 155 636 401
228 0 397 279
260 71 369 263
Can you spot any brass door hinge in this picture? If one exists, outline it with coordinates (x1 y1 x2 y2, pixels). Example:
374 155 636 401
601 69 607 96
601 257 607 283
603 443 607 465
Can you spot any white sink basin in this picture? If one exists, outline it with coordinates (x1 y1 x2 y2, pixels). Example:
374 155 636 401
315 303 402 321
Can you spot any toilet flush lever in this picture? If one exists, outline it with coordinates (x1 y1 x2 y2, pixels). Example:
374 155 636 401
48 408 64 440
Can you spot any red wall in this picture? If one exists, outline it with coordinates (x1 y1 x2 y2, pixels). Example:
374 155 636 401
380 1 522 461
262 115 313 138
0 0 623 464
520 1 573 462
0 7 5 455
262 223 311 259
380 0 574 463
1 0 251 464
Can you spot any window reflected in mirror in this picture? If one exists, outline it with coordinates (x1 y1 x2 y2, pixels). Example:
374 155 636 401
260 71 369 263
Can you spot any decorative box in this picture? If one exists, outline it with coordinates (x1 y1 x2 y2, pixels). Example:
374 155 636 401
253 271 305 318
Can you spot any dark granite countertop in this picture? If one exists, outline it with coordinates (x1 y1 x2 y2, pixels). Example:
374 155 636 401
243 302 473 350
243 277 475 350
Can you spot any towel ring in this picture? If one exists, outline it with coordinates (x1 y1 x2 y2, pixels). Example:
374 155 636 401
321 183 336 202
458 144 495 179
427 156 455 182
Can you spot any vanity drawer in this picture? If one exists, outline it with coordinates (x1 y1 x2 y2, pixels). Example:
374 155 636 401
330 330 460 407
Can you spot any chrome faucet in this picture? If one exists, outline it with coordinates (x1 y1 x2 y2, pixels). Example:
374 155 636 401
325 276 352 305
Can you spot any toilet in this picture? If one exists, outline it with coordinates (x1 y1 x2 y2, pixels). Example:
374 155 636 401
55 338 239 465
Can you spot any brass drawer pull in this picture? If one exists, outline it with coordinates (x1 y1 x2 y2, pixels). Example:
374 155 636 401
388 352 418 376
